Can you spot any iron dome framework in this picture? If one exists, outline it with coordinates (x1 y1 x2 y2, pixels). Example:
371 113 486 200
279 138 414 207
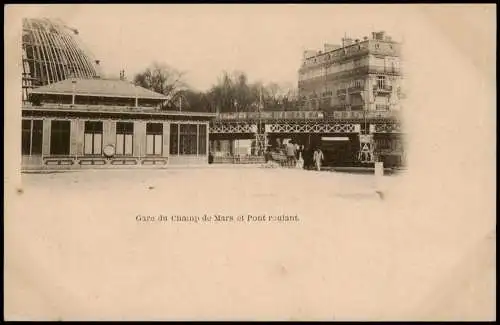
22 18 101 102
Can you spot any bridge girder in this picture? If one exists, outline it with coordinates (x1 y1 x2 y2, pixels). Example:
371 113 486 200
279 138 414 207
265 122 360 134
210 123 257 134
209 121 403 135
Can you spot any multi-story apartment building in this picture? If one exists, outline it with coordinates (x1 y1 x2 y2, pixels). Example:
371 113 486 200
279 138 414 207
296 31 405 167
298 31 402 113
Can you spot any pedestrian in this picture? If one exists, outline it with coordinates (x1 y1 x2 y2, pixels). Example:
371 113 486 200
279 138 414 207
303 146 312 170
313 147 324 171
286 140 296 167
296 150 304 169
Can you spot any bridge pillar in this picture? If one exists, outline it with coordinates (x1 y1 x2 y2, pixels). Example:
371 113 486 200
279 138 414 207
358 133 374 163
254 133 267 156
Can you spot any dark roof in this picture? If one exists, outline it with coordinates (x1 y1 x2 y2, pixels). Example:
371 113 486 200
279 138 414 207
31 78 168 100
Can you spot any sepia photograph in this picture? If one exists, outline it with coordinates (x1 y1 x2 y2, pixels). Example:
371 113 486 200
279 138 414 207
4 4 496 321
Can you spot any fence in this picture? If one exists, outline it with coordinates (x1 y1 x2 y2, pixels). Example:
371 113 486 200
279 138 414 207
212 155 265 164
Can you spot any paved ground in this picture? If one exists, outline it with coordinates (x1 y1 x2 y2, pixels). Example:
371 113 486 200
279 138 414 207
5 166 495 320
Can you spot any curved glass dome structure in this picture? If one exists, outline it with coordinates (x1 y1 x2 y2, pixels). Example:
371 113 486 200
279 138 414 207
22 18 102 101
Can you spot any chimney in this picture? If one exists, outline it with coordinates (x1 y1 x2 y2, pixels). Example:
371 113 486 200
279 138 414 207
373 31 385 40
343 38 354 46
71 80 76 105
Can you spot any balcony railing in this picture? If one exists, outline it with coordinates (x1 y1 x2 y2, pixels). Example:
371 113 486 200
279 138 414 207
350 104 365 111
375 104 390 111
332 104 351 111
348 85 365 93
373 84 393 92
368 66 402 75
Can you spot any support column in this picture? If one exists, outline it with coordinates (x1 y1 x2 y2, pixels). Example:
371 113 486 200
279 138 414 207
76 119 85 156
177 123 180 155
229 139 234 156
358 133 374 163
134 120 146 157
205 123 209 159
163 121 170 157
196 124 199 156
70 119 85 156
42 118 51 156
103 119 116 149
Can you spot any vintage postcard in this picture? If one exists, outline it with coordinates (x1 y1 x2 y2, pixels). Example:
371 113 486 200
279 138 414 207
4 4 496 321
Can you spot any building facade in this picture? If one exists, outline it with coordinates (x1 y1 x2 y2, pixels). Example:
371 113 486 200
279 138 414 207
22 78 215 170
297 31 405 166
298 31 402 112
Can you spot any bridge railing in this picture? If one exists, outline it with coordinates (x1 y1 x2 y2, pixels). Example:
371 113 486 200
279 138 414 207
215 111 325 120
326 110 399 119
215 110 400 121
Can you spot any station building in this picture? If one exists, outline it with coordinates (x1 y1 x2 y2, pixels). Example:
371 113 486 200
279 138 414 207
22 77 215 170
21 17 215 171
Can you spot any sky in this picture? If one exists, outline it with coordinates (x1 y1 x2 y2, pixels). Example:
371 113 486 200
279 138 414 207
14 4 408 92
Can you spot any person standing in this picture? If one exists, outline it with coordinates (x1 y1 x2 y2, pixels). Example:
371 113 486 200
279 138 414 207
286 140 296 167
303 146 312 170
313 147 324 171
296 149 304 169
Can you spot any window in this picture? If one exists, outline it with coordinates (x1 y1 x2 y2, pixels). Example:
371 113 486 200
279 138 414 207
376 138 391 150
116 122 133 155
50 120 71 155
198 124 207 155
146 123 163 155
179 124 197 155
377 76 386 88
170 123 179 155
22 119 43 155
84 121 103 155
22 120 31 155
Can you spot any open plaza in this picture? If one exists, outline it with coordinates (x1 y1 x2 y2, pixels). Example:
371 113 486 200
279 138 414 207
8 166 493 320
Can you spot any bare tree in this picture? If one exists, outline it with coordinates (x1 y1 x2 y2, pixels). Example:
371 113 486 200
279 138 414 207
206 70 301 113
172 89 212 113
133 62 187 109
